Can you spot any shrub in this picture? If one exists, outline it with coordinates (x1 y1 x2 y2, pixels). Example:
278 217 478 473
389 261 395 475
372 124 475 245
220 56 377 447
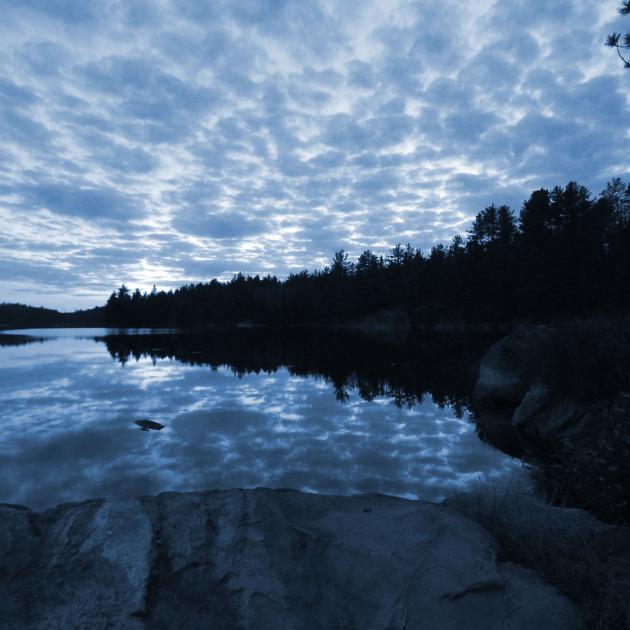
539 317 630 401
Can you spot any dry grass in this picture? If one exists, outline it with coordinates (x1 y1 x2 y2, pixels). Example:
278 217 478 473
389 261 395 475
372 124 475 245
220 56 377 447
445 478 630 630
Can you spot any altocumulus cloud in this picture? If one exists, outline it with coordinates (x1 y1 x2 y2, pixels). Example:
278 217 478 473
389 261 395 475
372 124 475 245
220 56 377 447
0 0 628 308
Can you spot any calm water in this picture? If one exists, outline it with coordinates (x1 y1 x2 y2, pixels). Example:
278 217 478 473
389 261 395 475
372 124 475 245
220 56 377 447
0 328 520 510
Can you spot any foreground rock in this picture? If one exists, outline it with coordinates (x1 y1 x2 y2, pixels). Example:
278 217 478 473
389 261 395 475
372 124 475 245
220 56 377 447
0 489 581 629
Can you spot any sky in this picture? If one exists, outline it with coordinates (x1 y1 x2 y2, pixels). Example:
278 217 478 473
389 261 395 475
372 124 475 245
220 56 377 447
0 0 628 310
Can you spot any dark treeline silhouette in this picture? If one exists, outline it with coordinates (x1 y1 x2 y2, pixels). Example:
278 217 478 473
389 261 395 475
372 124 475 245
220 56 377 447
99 328 501 419
0 303 104 330
104 179 630 327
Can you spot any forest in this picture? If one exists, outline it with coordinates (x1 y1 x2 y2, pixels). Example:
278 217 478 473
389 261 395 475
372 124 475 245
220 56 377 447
103 179 630 328
0 302 104 330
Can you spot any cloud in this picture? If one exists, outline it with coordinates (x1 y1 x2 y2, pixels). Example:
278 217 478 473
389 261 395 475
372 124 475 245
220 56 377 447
4 0 97 23
20 182 146 221
0 0 628 307
173 209 267 239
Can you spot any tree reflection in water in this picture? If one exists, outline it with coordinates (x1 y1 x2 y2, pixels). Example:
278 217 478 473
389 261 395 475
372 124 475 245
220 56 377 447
100 328 496 418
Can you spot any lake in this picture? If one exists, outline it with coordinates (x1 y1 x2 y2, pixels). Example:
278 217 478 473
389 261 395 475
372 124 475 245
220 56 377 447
0 328 521 510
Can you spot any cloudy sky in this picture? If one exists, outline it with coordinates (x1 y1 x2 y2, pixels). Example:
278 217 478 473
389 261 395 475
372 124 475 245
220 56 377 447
1 0 628 309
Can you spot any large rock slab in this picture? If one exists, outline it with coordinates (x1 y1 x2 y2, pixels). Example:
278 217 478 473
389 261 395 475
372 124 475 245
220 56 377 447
0 489 582 629
1 498 154 629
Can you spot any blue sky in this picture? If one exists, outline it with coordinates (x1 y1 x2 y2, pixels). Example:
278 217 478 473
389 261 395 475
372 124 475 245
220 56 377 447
1 0 628 309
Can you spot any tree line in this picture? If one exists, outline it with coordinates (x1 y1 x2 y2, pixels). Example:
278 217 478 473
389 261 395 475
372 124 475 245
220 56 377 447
105 178 630 327
0 303 104 329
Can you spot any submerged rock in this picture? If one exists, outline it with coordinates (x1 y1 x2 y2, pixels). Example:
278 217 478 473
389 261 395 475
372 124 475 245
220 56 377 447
0 489 582 629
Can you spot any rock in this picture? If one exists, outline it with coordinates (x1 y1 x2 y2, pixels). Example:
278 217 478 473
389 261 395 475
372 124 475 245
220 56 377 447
1 498 154 629
135 419 164 431
0 489 582 629
0 504 41 624
0 504 38 576
471 328 554 457
473 327 551 409
512 384 579 442
473 324 630 523
447 487 630 628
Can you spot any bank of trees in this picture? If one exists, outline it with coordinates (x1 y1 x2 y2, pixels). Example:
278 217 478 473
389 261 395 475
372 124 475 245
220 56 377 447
105 179 630 327
0 303 105 329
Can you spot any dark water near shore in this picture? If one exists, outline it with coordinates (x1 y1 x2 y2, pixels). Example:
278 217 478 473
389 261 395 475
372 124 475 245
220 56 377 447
0 328 521 510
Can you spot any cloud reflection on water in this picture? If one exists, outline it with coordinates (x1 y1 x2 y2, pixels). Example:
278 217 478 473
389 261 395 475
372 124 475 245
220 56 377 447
0 333 520 510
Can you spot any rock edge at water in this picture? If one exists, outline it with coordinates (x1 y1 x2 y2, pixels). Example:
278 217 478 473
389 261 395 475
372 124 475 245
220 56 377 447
472 325 630 522
1 488 581 629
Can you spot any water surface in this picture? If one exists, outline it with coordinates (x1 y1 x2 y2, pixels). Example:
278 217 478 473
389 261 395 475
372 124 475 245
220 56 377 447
0 328 520 510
